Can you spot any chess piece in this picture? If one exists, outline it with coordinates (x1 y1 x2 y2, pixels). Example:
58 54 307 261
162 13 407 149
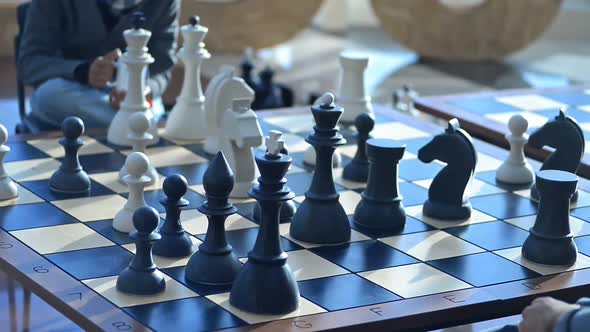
49 117 91 194
252 130 296 224
240 47 257 90
203 72 254 155
251 66 291 110
529 108 584 202
203 66 234 154
107 12 159 147
119 112 158 185
117 206 166 295
342 112 375 182
230 133 299 315
185 152 242 285
393 84 418 113
496 114 534 184
220 98 263 198
290 93 351 244
152 174 193 258
353 139 406 230
113 152 152 233
303 143 341 168
418 119 477 220
0 124 17 200
164 16 211 141
522 170 578 266
338 52 373 124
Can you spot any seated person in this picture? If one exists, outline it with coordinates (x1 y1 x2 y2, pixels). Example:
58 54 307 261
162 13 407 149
17 0 179 129
520 296 590 332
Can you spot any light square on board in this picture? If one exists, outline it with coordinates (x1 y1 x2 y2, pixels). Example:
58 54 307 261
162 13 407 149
207 292 325 325
505 215 590 237
122 146 206 168
262 113 315 134
495 94 565 111
83 275 198 308
257 133 310 154
51 195 127 222
0 184 43 207
173 209 258 236
494 247 590 276
371 122 430 141
281 249 349 281
475 152 504 173
10 223 114 254
279 223 370 249
90 171 165 194
484 111 549 129
122 236 202 269
27 136 113 158
359 263 471 298
4 158 61 182
189 184 256 204
380 230 485 261
405 205 496 229
413 178 505 198
339 190 362 215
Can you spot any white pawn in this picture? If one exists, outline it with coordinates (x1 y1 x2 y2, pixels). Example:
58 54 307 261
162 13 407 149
119 112 158 186
496 114 535 184
113 152 152 233
0 124 17 200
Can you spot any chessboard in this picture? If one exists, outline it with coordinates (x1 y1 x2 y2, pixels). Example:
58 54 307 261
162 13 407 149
415 85 590 177
3 105 590 332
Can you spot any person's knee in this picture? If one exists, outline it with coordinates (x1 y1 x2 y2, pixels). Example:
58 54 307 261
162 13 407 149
32 78 81 113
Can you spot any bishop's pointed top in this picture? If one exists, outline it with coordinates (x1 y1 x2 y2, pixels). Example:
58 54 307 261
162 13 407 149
203 152 234 197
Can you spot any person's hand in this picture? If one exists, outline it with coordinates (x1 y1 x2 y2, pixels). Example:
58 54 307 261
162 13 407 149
89 49 121 88
109 86 152 110
520 297 579 332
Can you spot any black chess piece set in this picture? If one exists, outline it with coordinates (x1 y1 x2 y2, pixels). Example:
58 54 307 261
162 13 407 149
239 50 294 110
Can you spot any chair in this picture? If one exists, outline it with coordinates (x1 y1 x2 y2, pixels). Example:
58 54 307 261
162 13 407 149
14 2 47 134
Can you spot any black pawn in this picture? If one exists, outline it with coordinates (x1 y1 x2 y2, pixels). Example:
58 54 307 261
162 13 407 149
342 113 375 182
522 170 578 266
131 11 146 30
253 143 296 224
353 139 406 230
49 117 91 194
230 145 299 314
185 152 241 285
290 93 351 244
117 206 165 295
240 48 257 90
152 174 193 257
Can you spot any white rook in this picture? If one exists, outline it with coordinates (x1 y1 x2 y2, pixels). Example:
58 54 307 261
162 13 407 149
338 52 373 123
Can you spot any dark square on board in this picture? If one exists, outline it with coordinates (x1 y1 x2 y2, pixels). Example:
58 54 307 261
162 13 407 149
71 152 127 174
0 202 78 231
163 266 233 296
428 252 540 287
157 163 210 185
124 297 245 331
86 219 134 245
196 227 302 258
311 240 418 273
298 274 400 311
471 193 537 220
445 221 530 251
4 142 48 162
46 245 133 280
20 179 115 201
399 158 444 181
